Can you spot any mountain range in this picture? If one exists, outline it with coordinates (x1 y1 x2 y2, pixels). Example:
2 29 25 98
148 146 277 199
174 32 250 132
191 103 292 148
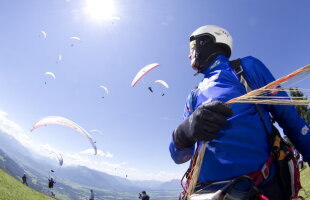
0 130 181 200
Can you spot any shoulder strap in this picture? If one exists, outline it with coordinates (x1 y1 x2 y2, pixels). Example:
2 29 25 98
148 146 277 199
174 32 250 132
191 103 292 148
229 59 273 138
229 59 252 93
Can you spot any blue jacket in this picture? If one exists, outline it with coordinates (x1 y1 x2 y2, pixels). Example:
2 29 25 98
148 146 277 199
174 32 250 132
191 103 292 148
170 55 310 182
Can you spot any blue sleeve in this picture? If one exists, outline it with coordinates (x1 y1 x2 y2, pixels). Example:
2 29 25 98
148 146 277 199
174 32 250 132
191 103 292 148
169 139 195 164
243 57 310 162
169 89 197 164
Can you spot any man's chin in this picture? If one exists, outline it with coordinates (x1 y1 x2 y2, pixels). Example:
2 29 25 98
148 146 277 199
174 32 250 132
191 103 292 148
191 62 199 71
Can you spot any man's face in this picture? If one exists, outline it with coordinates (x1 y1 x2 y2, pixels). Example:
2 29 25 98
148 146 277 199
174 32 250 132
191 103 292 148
189 40 198 70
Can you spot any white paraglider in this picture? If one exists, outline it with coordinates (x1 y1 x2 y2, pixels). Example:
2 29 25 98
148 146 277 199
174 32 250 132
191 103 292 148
69 36 81 41
155 80 169 88
31 116 97 155
50 150 63 166
41 30 47 39
131 63 160 87
45 72 56 79
69 36 81 47
99 86 109 94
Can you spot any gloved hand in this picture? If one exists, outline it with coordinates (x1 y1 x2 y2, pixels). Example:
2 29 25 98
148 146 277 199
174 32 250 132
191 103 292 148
173 101 233 148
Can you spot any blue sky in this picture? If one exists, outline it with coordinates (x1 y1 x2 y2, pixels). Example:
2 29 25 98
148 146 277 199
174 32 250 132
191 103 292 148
0 0 309 181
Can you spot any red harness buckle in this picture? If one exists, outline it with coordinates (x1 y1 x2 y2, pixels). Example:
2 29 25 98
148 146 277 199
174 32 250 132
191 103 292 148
261 162 269 179
247 155 273 186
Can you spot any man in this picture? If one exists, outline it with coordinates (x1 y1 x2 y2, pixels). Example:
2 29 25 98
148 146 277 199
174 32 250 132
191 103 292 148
139 191 150 200
169 25 310 199
51 191 56 198
89 189 95 200
48 177 55 188
22 173 28 186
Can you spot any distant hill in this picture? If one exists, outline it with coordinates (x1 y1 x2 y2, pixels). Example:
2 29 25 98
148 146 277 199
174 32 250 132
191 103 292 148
0 169 55 200
157 179 180 190
0 148 25 181
0 130 181 200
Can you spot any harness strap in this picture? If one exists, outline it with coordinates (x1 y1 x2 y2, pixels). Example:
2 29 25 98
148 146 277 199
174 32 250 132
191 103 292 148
229 58 252 93
246 155 273 186
230 59 274 186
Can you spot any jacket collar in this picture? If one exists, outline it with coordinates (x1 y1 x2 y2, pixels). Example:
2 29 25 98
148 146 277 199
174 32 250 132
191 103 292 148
202 55 229 75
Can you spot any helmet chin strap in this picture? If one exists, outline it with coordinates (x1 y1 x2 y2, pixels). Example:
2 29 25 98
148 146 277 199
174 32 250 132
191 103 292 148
194 50 224 75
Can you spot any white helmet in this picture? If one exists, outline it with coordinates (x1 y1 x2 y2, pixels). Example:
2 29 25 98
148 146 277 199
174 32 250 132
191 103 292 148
190 25 233 58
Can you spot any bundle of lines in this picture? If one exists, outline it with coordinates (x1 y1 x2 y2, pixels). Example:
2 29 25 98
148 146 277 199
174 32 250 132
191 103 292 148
227 64 310 105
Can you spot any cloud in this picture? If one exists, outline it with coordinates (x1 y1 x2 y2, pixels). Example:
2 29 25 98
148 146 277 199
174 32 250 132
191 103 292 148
0 110 32 147
64 152 91 166
79 149 113 157
0 111 8 117
0 110 65 166
100 161 122 168
125 170 182 181
39 144 59 154
38 144 62 159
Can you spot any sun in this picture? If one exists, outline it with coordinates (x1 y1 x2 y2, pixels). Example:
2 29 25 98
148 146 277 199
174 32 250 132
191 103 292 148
84 0 117 21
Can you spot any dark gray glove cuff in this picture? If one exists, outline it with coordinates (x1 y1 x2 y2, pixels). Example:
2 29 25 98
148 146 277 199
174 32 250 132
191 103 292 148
173 118 196 148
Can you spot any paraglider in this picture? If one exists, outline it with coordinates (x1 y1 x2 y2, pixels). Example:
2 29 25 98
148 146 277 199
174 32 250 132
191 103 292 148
50 150 63 166
45 72 56 79
99 85 109 94
69 36 81 47
99 85 108 98
154 80 169 88
99 85 109 98
148 87 153 93
40 30 47 39
131 63 160 87
48 177 55 188
69 36 81 41
48 170 57 198
44 72 56 84
154 80 169 96
30 116 97 155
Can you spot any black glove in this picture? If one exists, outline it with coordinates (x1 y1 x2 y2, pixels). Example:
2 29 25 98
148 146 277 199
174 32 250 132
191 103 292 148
173 101 233 148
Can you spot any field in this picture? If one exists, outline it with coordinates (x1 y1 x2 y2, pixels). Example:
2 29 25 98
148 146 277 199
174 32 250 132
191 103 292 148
299 164 310 199
0 166 309 200
0 169 55 200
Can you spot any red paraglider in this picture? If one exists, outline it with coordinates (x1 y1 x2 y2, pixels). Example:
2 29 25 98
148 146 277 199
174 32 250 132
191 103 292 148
131 63 160 87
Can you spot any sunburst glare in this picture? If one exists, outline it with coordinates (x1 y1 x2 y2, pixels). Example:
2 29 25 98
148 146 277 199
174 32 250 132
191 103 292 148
84 0 119 21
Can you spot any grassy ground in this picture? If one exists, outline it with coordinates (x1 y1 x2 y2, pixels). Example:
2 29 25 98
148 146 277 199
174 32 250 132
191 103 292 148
299 164 310 199
0 169 55 200
0 166 309 200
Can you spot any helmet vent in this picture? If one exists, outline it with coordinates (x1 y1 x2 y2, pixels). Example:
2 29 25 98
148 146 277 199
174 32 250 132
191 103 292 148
214 32 222 36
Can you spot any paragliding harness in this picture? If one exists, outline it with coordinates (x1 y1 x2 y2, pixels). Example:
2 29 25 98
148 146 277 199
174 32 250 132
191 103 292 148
179 59 302 200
